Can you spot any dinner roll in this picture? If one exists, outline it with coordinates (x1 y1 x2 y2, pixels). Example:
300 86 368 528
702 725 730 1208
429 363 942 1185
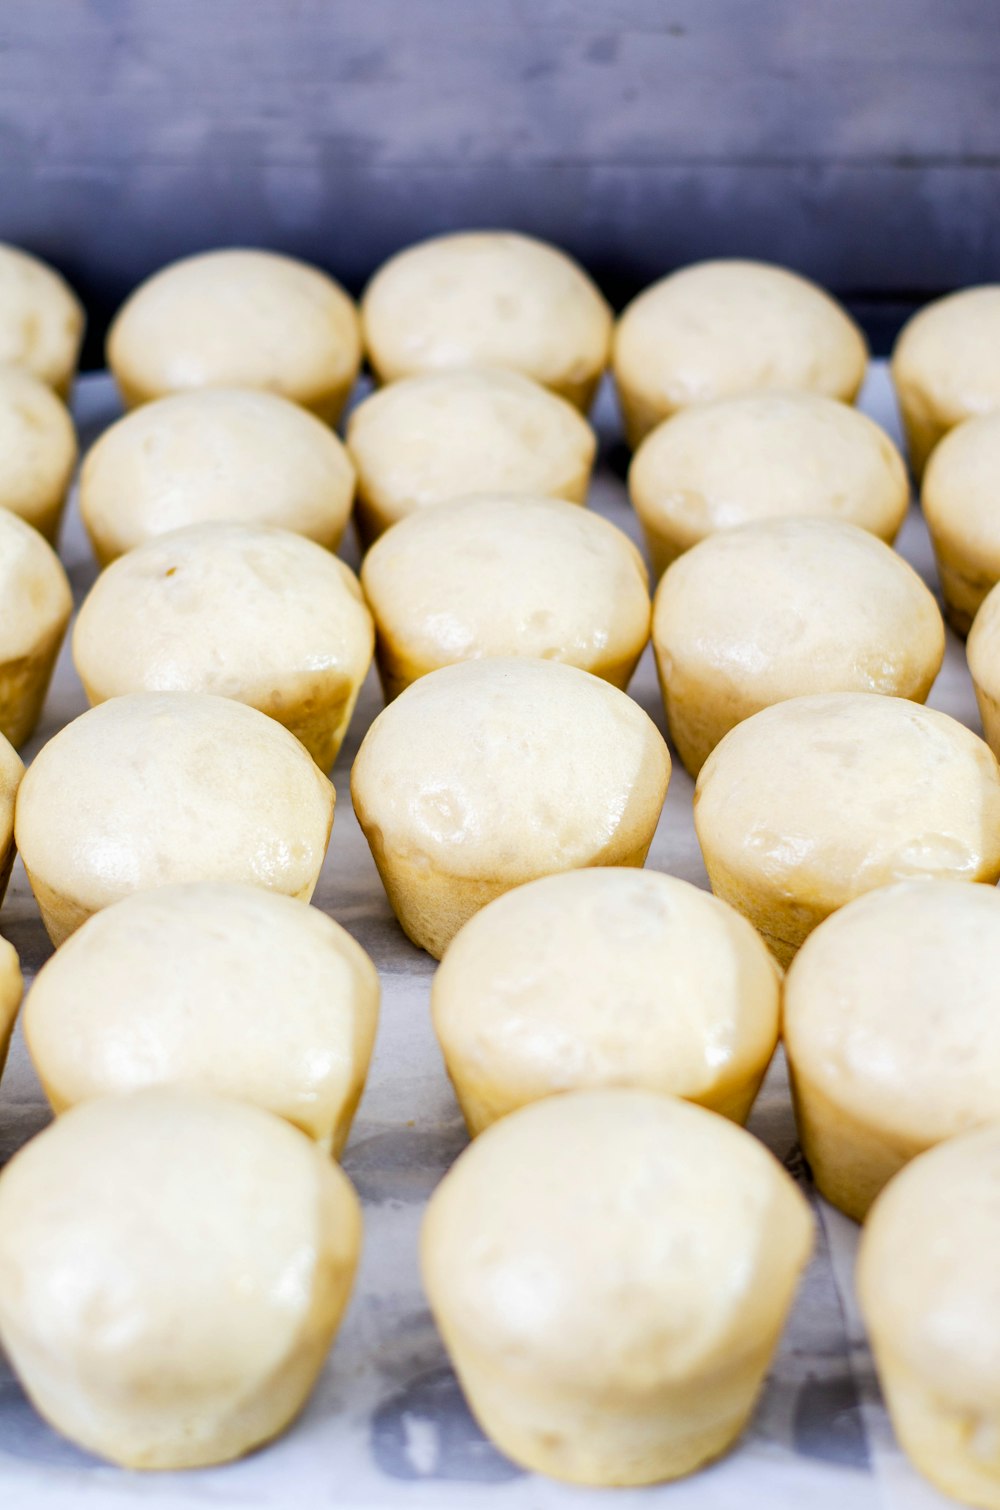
0 509 73 748
0 243 84 396
25 882 378 1155
923 412 1000 634
0 732 23 906
345 368 596 543
361 232 612 410
694 693 1000 964
969 580 1000 755
613 260 868 448
785 881 1000 1222
361 495 650 699
73 522 373 769
0 936 23 1084
15 692 335 946
0 1088 361 1469
351 658 670 958
422 1088 812 1485
79 387 356 565
652 518 944 775
858 1127 1000 1509
629 391 908 576
0 367 78 542
107 249 361 423
892 285 1000 478
433 869 779 1134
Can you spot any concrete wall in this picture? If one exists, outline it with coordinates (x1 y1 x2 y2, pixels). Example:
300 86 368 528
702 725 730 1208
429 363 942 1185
1 0 997 356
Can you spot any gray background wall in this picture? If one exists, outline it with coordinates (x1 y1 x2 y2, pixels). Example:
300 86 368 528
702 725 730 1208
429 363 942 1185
1 0 998 362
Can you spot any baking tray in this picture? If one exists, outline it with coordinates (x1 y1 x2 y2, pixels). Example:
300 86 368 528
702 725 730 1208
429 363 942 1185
0 364 964 1509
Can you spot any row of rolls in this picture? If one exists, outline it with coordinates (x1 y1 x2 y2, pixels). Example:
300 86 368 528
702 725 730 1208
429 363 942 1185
4 225 1000 461
5 231 1000 594
3 867 1000 1494
0 232 1000 1502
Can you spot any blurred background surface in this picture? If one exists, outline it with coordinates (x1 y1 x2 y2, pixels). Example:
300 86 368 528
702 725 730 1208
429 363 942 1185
1 0 998 364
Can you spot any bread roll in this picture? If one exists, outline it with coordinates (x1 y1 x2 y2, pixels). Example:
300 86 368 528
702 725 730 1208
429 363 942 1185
967 575 1000 753
107 249 361 424
345 368 596 543
652 517 943 774
859 1126 1000 1508
0 367 77 542
0 1089 361 1468
0 243 84 396
629 391 907 576
361 232 611 410
25 882 378 1155
694 692 1000 963
361 494 649 699
432 868 779 1133
80 387 356 565
785 880 1000 1220
422 1088 812 1484
352 658 670 958
0 936 22 1085
923 412 1000 634
73 522 373 769
613 260 867 447
15 692 335 945
892 284 1000 477
0 508 73 748
0 731 23 907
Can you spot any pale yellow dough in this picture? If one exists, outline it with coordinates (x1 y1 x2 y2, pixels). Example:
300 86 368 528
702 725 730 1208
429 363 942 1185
432 868 780 1134
107 249 362 423
422 1088 812 1486
0 243 84 396
0 508 73 749
653 517 944 775
0 366 78 543
24 882 378 1155
361 232 612 410
892 285 1000 478
0 732 24 906
613 260 868 448
694 692 1000 964
80 387 357 565
0 935 23 1084
628 390 908 577
73 522 373 770
345 368 597 543
858 1127 1000 1509
361 494 650 699
969 577 1000 753
15 691 335 946
924 412 1000 634
785 880 1000 1222
351 658 670 959
0 1088 361 1469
